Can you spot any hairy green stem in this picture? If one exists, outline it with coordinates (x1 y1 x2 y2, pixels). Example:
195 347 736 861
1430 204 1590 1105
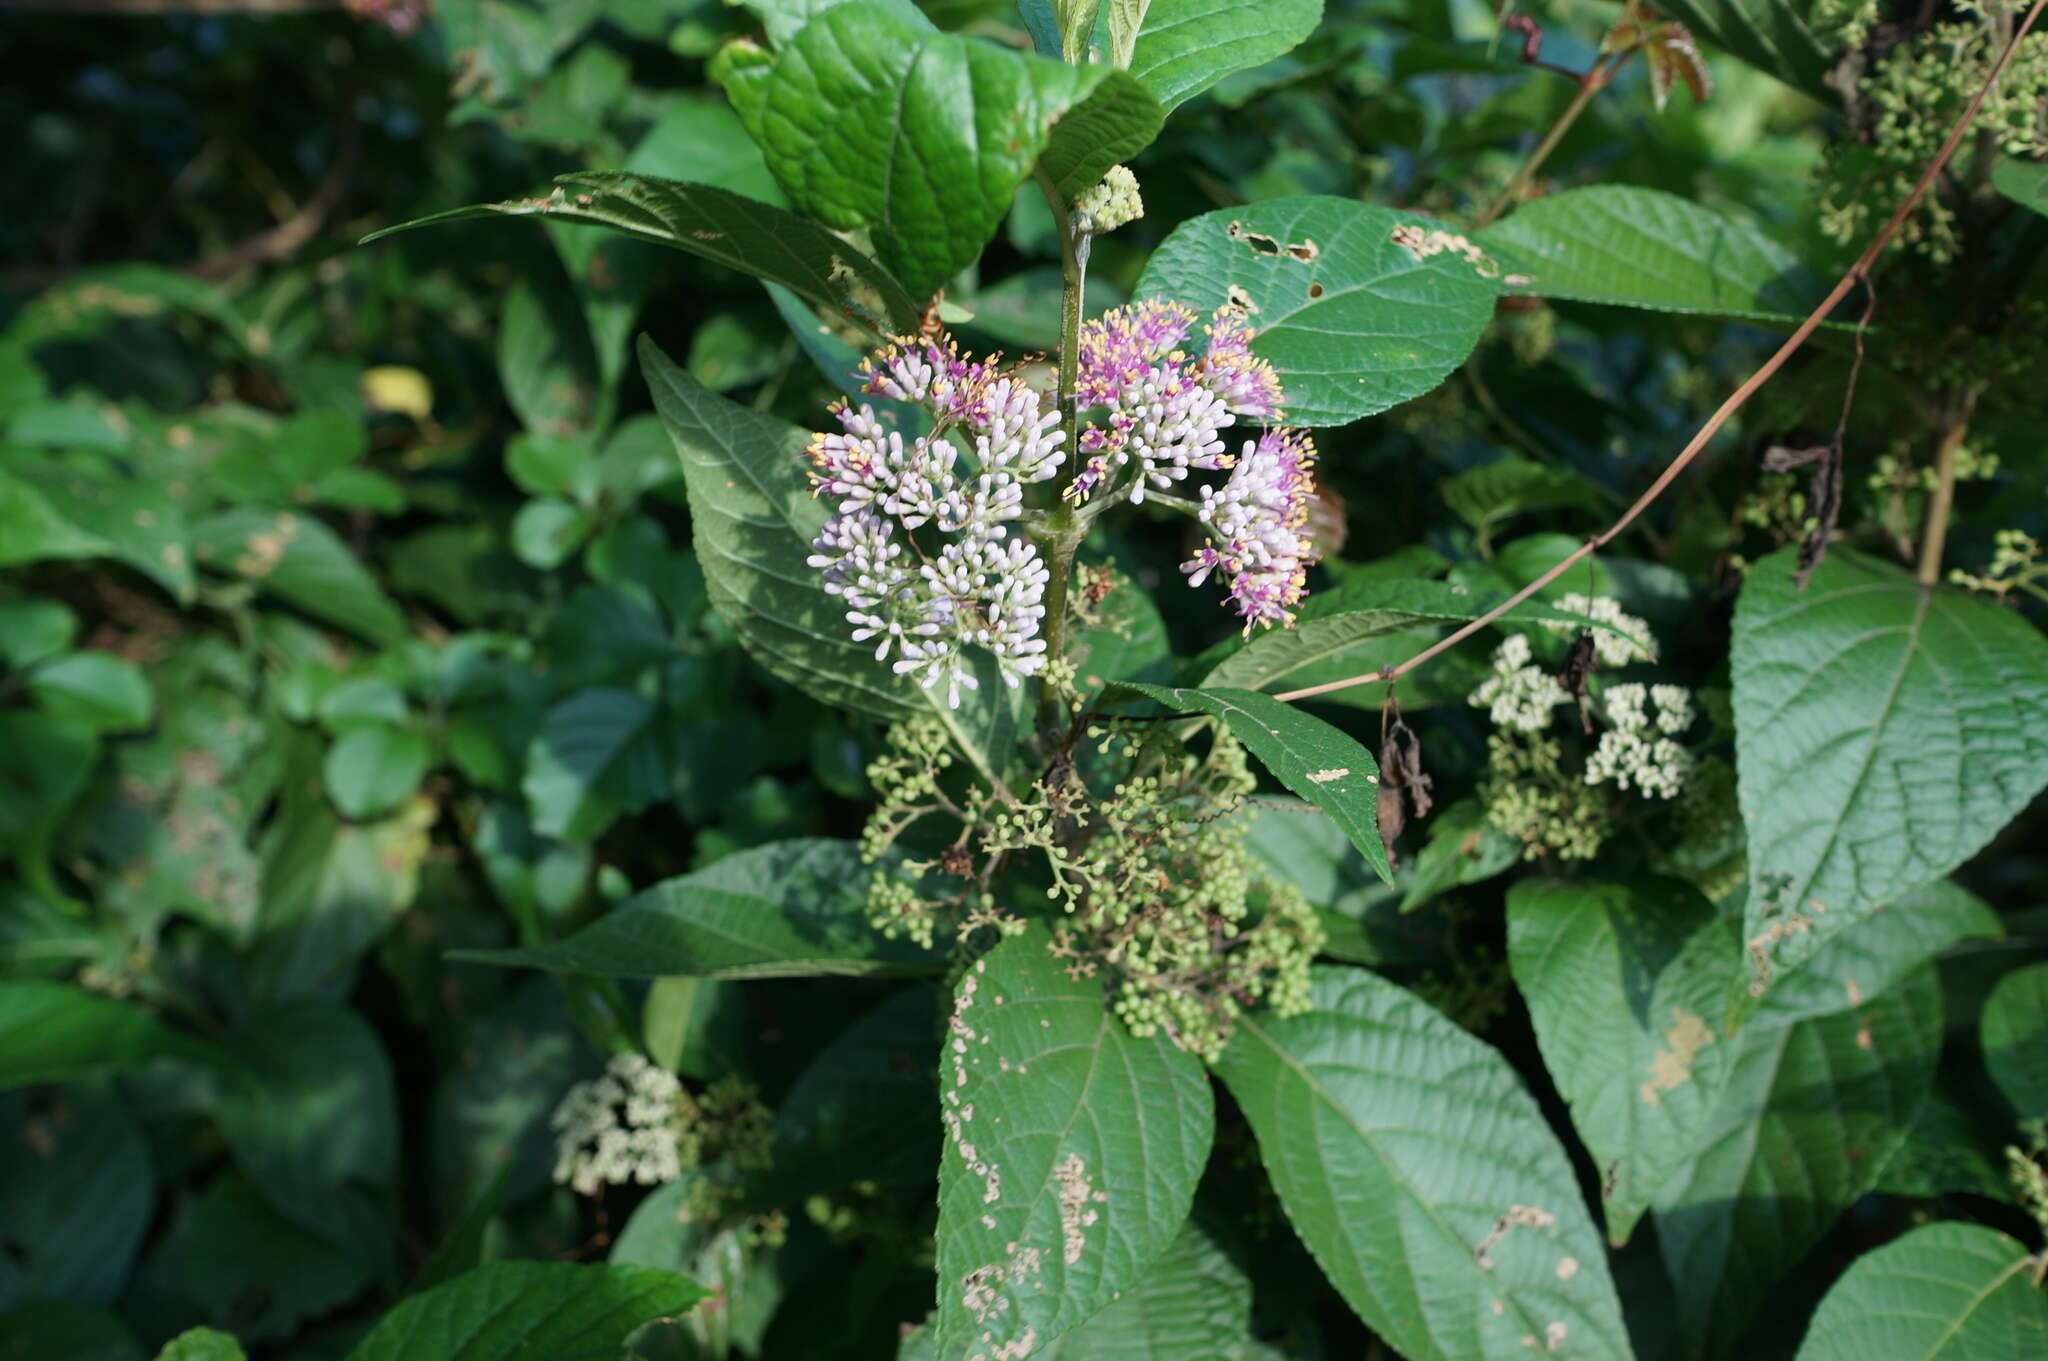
1033 167 1092 740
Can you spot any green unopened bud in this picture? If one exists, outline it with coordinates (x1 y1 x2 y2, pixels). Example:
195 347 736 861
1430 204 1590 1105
1076 165 1144 236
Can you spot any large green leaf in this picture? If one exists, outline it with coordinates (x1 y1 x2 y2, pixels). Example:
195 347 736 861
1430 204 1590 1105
1993 158 2048 218
933 922 1213 1359
723 0 1161 298
191 509 406 646
521 688 667 842
1117 683 1391 886
1201 578 1599 699
0 1088 155 1309
1651 0 1833 101
1651 964 1944 1358
1478 186 1822 324
640 337 1021 777
343 1261 707 1361
1982 963 2048 1117
366 172 922 336
768 987 939 1196
1211 966 1633 1361
1732 548 2048 995
0 981 219 1090
461 839 946 979
1792 1221 2048 1361
1135 196 1499 427
1035 1220 1253 1359
1124 0 1323 111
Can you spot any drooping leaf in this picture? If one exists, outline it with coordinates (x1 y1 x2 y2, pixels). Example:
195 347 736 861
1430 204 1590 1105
1652 964 1945 1358
1123 0 1324 111
933 922 1213 1359
640 337 1022 778
1036 1219 1254 1359
460 839 946 979
343 1261 707 1361
0 981 220 1090
1732 548 2048 997
1136 196 1499 427
366 172 922 336
1982 963 2048 1117
722 0 1161 298
1116 683 1391 886
1791 1221 2048 1361
1479 186 1822 324
1211 966 1634 1361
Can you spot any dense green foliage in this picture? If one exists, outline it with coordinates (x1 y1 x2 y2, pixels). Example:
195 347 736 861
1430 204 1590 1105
4 1 2048 1358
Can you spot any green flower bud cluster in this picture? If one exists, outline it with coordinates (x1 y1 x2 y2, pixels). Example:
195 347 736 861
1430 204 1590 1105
1480 731 1614 862
550 1059 774 1204
1951 528 2048 602
1076 165 1144 235
1817 7 2048 262
2007 1118 2048 1237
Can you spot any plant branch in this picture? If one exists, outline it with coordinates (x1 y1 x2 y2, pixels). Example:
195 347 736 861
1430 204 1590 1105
1276 0 2048 706
1031 168 1091 740
1916 392 1979 585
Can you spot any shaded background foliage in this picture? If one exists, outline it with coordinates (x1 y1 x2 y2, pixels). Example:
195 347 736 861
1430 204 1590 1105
2 1 2045 1359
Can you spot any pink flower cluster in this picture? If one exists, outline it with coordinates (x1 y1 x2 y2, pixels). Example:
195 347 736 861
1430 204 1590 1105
1183 428 1320 632
1066 301 1285 505
804 339 1064 708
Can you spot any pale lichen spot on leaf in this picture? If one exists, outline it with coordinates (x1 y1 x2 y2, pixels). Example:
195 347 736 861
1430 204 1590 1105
1054 1152 1097 1266
1546 1321 1568 1351
1640 1007 1713 1106
1474 1204 1556 1270
1556 1255 1579 1280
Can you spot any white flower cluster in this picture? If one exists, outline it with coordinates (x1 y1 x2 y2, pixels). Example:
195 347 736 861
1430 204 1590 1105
550 1053 684 1196
1470 633 1570 732
1586 683 1695 799
1545 593 1655 666
808 343 1066 708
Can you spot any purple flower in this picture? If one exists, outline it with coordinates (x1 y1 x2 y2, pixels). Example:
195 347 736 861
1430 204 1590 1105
1181 429 1320 632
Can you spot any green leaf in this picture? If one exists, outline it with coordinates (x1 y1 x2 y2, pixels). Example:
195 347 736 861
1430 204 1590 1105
0 597 77 669
0 1302 143 1361
769 986 939 1196
1792 1221 2048 1361
1201 578 1599 700
1136 196 1499 427
1116 683 1391 886
25 651 152 733
0 981 219 1089
367 171 923 336
1648 0 1833 101
191 509 406 645
1478 186 1823 324
343 1261 708 1361
933 922 1214 1359
1242 798 1441 968
1992 158 2048 218
0 1087 155 1309
521 688 666 842
460 838 946 979
322 724 430 821
1211 966 1634 1361
1124 0 1323 111
640 337 1021 779
1982 963 2048 1116
1652 963 1944 1357
152 1330 248 1361
723 0 1161 297
1036 1220 1253 1358
1441 455 1611 548
1732 548 2048 996
176 1172 371 1344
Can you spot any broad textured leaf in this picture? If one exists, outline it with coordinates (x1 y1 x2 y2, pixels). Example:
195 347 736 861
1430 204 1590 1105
641 337 1021 778
723 0 1161 297
176 1171 370 1343
191 509 406 645
933 923 1213 1359
1993 158 2048 218
25 652 152 733
521 688 666 842
1652 964 1944 1358
1135 196 1499 427
1982 963 2048 1116
1792 1221 2048 1361
1117 683 1391 886
1507 877 1744 1246
461 839 947 979
1650 0 1832 100
1123 0 1323 111
322 724 430 821
1750 878 2000 1026
0 981 218 1089
343 1261 707 1361
1037 1220 1254 1359
1212 966 1633 1361
1202 578 1599 699
366 172 921 335
1479 186 1821 324
0 1088 155 1309
1244 798 1443 968
1733 548 2048 994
